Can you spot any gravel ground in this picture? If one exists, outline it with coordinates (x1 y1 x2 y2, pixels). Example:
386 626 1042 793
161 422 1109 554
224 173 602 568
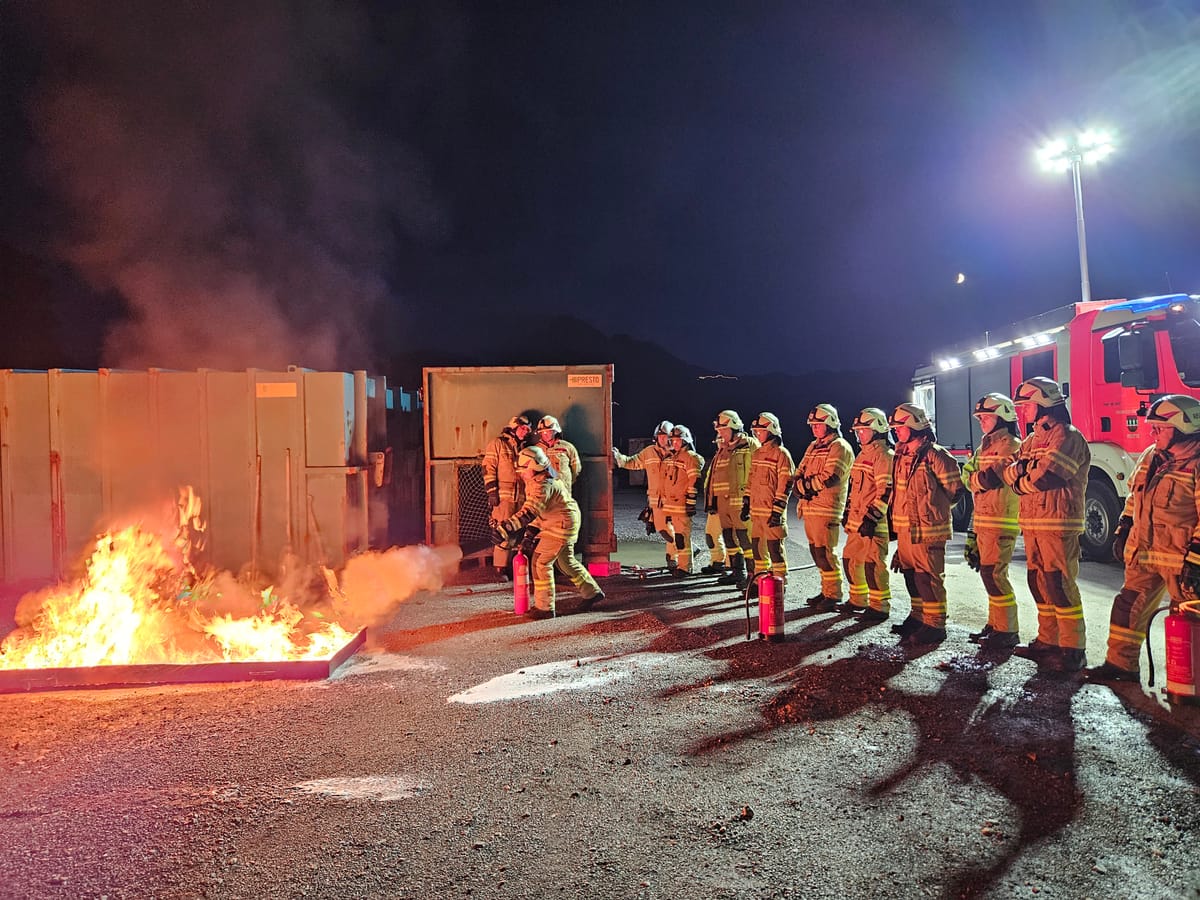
1 489 1198 899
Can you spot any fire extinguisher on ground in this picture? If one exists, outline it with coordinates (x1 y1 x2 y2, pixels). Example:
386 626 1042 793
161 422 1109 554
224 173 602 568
512 548 530 616
1164 599 1200 705
756 572 786 642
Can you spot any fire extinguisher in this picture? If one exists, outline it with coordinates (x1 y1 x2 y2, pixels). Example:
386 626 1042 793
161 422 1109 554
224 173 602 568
512 549 530 616
757 572 786 642
1164 599 1200 706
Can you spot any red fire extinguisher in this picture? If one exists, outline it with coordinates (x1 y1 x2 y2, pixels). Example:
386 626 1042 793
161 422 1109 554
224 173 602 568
512 549 530 616
757 572 786 642
1165 599 1200 706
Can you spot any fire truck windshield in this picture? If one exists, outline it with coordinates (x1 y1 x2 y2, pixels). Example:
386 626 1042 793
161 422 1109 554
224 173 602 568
1169 317 1200 387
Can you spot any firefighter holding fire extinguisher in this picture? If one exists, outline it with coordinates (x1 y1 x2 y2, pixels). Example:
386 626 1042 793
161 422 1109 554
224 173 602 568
1085 395 1200 684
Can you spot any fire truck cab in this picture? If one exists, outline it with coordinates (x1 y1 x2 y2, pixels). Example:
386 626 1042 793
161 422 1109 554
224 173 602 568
911 293 1200 560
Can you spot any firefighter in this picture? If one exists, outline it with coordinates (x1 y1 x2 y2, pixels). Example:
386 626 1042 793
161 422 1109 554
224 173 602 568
613 421 677 570
490 446 604 619
699 433 728 575
662 425 705 576
483 414 532 579
748 413 795 598
708 410 760 589
535 415 582 495
840 408 893 622
962 394 1023 650
1002 377 1091 672
794 404 854 610
888 403 964 646
1085 395 1200 683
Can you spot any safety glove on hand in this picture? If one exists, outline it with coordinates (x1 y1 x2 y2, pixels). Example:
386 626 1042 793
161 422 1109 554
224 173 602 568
975 467 1002 491
767 509 783 528
858 509 882 538
489 523 511 547
890 551 903 573
964 531 981 571
706 496 718 514
1181 538 1200 600
638 506 656 536
486 488 501 509
740 496 751 522
1112 515 1133 562
519 527 540 558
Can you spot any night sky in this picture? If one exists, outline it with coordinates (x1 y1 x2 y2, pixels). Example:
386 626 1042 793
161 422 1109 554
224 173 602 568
1 1 1198 377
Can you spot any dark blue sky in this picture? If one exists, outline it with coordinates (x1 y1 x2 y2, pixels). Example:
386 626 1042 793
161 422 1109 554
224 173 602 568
2 1 1198 376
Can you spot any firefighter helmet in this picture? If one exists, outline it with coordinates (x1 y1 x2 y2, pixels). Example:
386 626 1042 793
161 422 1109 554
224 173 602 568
1013 377 1065 408
1146 395 1200 435
889 403 931 431
537 415 562 434
654 420 675 438
516 445 552 474
751 412 782 437
670 424 695 449
972 393 1017 422
807 403 840 430
851 407 890 434
507 415 531 431
713 409 743 432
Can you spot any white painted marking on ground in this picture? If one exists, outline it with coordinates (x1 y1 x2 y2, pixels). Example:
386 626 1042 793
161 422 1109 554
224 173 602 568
330 651 447 680
292 775 430 802
448 653 677 704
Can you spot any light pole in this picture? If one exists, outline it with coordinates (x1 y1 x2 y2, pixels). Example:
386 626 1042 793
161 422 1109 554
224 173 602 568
1036 129 1116 303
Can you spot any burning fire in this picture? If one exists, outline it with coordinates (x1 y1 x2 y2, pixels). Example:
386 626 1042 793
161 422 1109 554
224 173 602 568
0 488 353 670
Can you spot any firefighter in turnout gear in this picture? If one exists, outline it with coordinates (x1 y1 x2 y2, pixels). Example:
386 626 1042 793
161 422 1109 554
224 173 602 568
1003 377 1091 672
748 413 796 597
662 425 705 575
709 410 760 589
888 403 964 646
840 408 893 622
483 415 532 578
795 404 854 610
613 420 677 568
699 434 728 575
535 415 582 495
491 446 603 619
1085 395 1200 683
962 394 1023 650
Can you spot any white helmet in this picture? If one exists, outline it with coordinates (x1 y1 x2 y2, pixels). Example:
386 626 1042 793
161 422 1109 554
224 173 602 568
670 424 695 449
807 403 840 430
537 415 562 434
713 410 743 432
851 407 890 434
516 445 552 474
751 412 782 438
1147 395 1200 435
1014 377 1065 409
507 414 531 431
889 403 931 431
654 420 675 438
973 393 1016 422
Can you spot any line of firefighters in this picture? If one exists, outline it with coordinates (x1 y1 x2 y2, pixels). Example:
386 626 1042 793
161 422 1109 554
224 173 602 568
612 379 1200 682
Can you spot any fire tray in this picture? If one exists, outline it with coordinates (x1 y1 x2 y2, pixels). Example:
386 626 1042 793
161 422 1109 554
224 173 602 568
0 628 367 695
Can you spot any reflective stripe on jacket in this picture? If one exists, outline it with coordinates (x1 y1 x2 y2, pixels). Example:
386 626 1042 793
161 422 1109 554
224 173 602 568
1124 439 1200 570
964 430 1020 534
1002 419 1090 534
795 434 853 520
749 439 795 518
483 432 525 502
891 437 962 544
845 438 893 536
707 433 759 505
614 443 672 505
540 437 582 493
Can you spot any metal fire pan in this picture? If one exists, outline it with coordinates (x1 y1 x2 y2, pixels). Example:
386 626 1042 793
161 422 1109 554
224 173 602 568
0 628 366 695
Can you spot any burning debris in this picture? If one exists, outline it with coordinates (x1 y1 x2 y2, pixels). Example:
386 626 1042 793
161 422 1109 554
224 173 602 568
0 487 460 690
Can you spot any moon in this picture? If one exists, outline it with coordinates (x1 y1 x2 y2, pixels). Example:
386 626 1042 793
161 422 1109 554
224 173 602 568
956 272 966 284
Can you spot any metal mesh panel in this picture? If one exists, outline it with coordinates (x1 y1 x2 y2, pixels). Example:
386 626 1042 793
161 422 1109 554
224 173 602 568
457 463 493 555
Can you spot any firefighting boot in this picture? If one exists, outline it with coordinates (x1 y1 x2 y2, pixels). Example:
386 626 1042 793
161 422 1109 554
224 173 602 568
805 592 827 607
860 607 889 624
836 601 866 615
700 560 727 575
1083 661 1140 683
1045 647 1086 673
719 555 748 589
817 595 841 612
890 615 921 637
1013 639 1059 662
978 630 1019 651
901 624 946 647
968 624 995 644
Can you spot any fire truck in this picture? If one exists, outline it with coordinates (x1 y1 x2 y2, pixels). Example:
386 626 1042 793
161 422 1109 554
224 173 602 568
911 293 1200 560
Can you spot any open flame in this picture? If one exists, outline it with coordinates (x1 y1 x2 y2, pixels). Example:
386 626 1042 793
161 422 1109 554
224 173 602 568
0 488 354 670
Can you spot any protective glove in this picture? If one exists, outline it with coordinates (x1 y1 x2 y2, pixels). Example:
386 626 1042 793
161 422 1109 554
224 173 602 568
740 496 751 522
975 467 1001 491
685 501 697 517
1112 515 1133 562
486 488 501 509
706 496 718 514
489 523 511 547
638 505 655 536
1181 538 1200 601
857 510 882 538
964 530 981 571
767 509 782 528
519 526 540 558
842 506 850 528
890 552 903 573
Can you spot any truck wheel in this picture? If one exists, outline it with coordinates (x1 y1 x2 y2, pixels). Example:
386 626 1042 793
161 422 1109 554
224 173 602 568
1081 479 1120 562
951 489 973 533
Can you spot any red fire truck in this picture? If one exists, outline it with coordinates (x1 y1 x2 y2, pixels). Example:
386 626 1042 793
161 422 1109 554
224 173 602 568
911 293 1200 560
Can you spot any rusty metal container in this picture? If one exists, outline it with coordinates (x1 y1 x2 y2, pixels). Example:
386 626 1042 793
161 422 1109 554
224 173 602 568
422 365 616 565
